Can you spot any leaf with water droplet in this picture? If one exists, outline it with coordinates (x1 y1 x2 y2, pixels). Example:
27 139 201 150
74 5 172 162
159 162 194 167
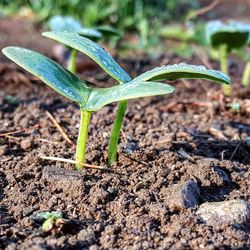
2 47 91 105
133 63 230 85
84 81 175 111
42 31 131 83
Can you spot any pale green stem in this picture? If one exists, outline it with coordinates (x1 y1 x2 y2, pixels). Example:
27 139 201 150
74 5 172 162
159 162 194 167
242 61 250 87
67 48 77 74
219 44 231 96
75 109 91 170
108 100 127 166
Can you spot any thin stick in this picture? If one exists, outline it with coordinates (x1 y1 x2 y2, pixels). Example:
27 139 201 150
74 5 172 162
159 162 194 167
45 111 75 148
122 153 149 166
229 141 241 161
186 0 221 21
197 48 212 69
0 124 39 137
121 129 128 143
36 138 60 144
148 127 168 133
40 156 107 170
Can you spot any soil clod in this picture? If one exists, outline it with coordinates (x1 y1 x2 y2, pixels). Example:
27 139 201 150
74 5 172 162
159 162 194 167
41 166 84 198
197 199 250 226
160 179 200 211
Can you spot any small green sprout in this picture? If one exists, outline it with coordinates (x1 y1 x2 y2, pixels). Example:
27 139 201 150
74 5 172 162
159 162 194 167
242 36 250 87
242 61 250 87
206 20 250 95
36 211 63 232
2 32 230 169
48 15 120 73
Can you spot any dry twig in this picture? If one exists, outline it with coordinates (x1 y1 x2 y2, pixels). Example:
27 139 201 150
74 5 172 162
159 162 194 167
40 155 107 170
229 141 241 161
186 0 221 21
45 111 75 148
0 124 39 137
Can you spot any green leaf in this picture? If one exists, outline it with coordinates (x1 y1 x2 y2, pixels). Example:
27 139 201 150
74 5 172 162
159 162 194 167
95 25 121 38
36 211 52 220
78 28 102 39
36 211 63 221
42 217 56 232
2 47 91 105
133 63 230 85
206 20 250 51
50 211 63 219
83 81 175 111
42 31 131 83
49 16 82 33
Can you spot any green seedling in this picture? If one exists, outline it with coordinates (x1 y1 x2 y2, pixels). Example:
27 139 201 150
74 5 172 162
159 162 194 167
206 20 250 95
242 36 250 87
42 31 230 166
36 211 63 232
2 32 230 168
242 61 250 87
49 15 120 73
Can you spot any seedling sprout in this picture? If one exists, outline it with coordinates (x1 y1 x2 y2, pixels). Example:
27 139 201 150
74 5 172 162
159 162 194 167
48 15 120 73
2 31 230 169
36 211 63 232
242 36 250 87
206 20 250 95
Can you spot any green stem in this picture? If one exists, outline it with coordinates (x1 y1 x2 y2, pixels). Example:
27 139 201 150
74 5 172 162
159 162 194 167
242 61 250 87
219 44 230 96
108 100 127 166
75 109 91 170
67 49 77 74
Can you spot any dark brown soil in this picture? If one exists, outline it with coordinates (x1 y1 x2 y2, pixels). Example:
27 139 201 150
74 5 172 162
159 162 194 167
1 16 250 250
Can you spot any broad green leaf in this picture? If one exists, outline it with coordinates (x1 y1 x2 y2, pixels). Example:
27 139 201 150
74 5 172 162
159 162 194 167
2 47 91 105
95 25 121 38
36 211 62 221
78 28 102 39
133 63 230 85
42 31 131 83
36 212 52 220
49 16 82 33
48 16 102 39
83 81 175 111
206 20 250 51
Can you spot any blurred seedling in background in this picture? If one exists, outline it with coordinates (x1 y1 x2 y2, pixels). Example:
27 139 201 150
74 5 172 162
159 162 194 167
160 22 207 45
206 20 250 95
3 31 230 169
35 211 64 232
241 36 250 87
48 15 120 73
159 22 208 59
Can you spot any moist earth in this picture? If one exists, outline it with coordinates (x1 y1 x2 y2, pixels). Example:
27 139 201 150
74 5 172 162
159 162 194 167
0 58 250 249
0 17 250 250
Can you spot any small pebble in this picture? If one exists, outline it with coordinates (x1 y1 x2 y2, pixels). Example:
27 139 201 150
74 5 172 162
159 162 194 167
20 139 32 150
197 199 250 226
161 179 200 211
77 228 96 244
0 145 8 156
